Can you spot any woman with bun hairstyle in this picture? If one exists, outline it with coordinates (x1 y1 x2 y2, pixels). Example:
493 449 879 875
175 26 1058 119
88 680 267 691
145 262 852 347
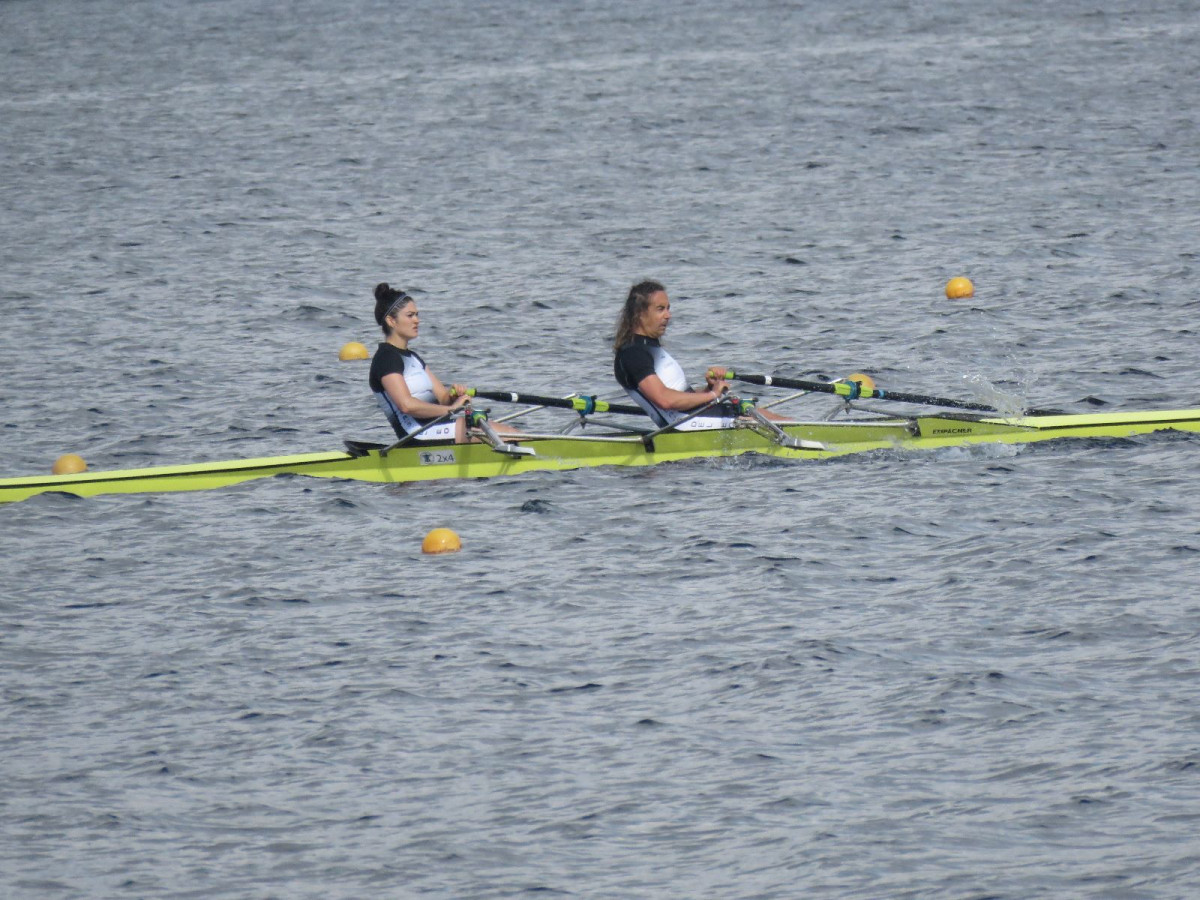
368 282 484 443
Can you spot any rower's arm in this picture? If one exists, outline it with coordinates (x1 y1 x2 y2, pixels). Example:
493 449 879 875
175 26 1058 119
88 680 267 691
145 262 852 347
381 372 467 418
636 373 728 411
426 369 467 406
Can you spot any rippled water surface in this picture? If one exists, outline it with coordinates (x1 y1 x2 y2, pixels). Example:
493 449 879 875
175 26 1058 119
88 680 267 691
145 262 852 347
4 0 1200 897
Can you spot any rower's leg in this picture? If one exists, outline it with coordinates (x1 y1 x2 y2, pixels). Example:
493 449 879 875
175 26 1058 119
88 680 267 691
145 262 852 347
759 408 794 422
489 421 523 437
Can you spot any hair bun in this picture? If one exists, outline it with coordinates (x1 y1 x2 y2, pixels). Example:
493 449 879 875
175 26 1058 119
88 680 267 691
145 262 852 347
374 282 392 302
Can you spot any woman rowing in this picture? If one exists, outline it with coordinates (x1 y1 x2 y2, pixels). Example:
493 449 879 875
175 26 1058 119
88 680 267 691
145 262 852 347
369 282 518 443
613 280 788 430
612 280 733 430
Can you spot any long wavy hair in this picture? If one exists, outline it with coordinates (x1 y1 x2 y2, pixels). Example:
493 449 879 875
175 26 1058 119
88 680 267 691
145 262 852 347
612 280 665 354
373 283 414 335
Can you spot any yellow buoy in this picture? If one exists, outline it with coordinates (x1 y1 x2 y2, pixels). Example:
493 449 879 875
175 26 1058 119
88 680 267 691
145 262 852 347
338 341 369 361
422 528 462 555
846 372 876 392
945 276 975 299
52 454 87 475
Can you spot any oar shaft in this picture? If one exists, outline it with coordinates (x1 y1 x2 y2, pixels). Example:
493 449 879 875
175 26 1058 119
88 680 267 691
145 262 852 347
722 371 1045 414
464 389 646 417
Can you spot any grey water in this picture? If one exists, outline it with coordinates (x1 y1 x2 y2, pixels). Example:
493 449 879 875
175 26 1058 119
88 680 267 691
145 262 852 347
4 0 1200 897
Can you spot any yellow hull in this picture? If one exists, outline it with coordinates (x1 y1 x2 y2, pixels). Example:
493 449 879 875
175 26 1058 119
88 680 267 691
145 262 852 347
3 408 1199 505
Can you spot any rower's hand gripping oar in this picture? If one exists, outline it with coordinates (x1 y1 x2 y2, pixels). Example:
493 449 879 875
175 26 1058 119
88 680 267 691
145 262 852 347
711 370 1058 416
439 391 536 457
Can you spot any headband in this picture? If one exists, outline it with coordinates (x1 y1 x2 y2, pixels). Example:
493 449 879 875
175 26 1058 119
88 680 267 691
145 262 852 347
385 292 413 320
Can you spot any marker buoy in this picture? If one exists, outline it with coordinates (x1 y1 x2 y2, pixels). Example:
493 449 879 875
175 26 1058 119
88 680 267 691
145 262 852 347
846 372 876 392
422 528 462 555
52 454 87 475
945 276 974 299
339 341 369 361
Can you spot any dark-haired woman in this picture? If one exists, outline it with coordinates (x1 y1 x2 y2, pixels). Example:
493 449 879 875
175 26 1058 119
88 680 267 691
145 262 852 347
613 281 787 430
368 283 478 443
612 281 734 430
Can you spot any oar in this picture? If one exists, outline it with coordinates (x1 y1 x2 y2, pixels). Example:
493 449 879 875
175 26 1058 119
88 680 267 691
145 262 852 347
455 388 648 417
714 370 1058 415
492 389 633 425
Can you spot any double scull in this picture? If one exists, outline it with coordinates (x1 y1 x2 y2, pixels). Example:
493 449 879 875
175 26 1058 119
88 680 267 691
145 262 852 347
3 401 1198 505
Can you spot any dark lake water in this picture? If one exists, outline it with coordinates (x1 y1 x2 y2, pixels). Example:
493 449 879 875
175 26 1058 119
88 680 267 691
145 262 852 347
4 0 1200 896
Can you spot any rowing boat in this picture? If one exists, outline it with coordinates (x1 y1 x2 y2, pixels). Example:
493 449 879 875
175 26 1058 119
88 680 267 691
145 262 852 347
3 406 1198 505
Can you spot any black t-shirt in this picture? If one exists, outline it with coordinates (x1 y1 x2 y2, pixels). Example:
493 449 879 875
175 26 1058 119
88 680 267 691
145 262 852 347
369 343 426 394
614 334 664 389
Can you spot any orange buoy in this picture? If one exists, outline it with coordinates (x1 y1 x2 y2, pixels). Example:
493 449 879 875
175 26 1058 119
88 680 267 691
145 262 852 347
945 276 975 299
338 341 369 361
846 372 876 392
52 454 87 475
422 528 462 555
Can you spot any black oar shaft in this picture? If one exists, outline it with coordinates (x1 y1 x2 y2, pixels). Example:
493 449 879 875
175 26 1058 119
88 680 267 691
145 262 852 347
467 389 646 417
726 372 1048 415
